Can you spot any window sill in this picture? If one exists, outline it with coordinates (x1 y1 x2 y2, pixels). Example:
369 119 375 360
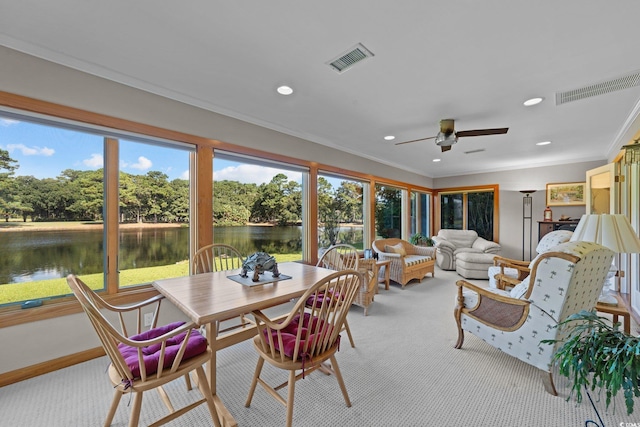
0 285 160 328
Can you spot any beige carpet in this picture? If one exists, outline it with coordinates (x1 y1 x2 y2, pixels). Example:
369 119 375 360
2 267 639 426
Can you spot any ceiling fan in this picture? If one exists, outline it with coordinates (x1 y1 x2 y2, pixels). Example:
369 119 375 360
395 119 508 152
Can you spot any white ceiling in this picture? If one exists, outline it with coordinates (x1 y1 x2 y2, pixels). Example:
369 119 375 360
2 0 640 178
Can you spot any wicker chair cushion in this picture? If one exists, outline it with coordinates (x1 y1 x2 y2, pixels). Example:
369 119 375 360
384 243 406 257
118 321 208 378
264 313 333 359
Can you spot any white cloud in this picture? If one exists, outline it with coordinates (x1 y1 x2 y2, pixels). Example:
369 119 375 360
83 153 103 168
6 143 55 156
0 118 19 127
180 170 189 180
130 156 152 171
214 164 302 184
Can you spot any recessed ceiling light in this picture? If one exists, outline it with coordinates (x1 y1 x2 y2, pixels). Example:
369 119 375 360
384 135 395 141
433 158 441 162
536 141 551 146
277 85 294 95
524 97 544 106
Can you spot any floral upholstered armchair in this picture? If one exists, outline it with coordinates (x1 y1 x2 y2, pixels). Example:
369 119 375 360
453 241 614 395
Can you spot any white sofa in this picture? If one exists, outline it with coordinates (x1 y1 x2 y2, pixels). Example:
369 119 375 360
431 229 501 271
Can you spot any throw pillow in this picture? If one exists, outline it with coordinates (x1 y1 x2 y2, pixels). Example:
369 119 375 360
385 243 406 257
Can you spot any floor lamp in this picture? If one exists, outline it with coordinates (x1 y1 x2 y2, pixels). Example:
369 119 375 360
520 190 536 261
570 214 640 305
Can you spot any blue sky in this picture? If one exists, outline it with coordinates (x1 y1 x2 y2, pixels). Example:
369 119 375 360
0 116 309 185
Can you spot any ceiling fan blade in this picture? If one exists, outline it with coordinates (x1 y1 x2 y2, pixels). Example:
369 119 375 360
456 128 509 138
441 145 452 152
395 136 437 145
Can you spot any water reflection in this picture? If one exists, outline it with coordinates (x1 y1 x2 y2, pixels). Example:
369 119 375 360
0 225 363 285
0 226 303 284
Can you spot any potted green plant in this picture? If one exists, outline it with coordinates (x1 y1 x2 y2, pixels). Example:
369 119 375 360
409 233 434 247
542 309 640 416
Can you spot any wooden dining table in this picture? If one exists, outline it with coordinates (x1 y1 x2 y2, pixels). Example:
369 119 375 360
152 261 335 427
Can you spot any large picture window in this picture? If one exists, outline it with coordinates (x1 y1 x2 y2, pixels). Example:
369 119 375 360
0 94 434 328
0 115 106 305
213 152 307 262
375 184 403 239
117 139 192 287
0 113 196 307
317 173 365 250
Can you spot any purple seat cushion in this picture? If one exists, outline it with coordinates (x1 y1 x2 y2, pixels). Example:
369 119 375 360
305 289 342 308
118 321 207 378
264 313 333 360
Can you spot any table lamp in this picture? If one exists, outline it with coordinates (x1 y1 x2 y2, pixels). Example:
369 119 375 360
569 214 640 305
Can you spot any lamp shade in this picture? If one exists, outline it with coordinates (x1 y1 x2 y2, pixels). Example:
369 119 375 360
570 214 640 253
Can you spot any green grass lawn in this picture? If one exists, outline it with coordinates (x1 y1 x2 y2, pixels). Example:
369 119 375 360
0 253 303 305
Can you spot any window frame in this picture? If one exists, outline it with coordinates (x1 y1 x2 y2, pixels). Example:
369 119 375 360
0 90 435 327
434 184 500 242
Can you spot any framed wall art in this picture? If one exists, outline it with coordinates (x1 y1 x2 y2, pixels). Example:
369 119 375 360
546 182 586 206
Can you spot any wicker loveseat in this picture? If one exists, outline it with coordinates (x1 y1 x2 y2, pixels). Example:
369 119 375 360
372 238 435 288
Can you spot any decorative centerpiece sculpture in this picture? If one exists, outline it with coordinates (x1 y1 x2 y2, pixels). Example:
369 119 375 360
240 252 280 282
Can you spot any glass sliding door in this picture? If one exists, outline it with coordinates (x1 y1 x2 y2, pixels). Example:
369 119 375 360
438 187 497 241
440 193 463 230
411 190 432 238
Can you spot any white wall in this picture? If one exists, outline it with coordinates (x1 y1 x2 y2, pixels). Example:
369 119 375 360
434 161 605 260
0 46 606 375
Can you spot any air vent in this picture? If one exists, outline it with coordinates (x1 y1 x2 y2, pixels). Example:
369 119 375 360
327 43 374 73
464 149 486 154
556 70 640 105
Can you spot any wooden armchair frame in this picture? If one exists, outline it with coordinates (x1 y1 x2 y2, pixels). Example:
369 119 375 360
245 269 362 427
314 244 360 346
453 243 614 396
192 243 254 334
67 275 220 427
491 255 531 290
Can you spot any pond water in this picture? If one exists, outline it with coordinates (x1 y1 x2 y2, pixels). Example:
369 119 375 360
0 225 363 285
0 226 303 285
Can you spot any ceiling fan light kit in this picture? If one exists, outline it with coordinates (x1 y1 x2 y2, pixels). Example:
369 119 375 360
434 131 458 151
395 118 508 152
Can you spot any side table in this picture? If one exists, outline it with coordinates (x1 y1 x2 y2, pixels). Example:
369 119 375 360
595 292 631 335
359 258 391 292
376 260 391 292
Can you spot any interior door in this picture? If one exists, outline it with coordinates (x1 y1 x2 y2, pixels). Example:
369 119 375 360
585 163 616 214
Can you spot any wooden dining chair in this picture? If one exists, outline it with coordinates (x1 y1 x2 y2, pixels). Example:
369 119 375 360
192 243 252 334
245 269 362 427
313 244 359 347
66 275 221 427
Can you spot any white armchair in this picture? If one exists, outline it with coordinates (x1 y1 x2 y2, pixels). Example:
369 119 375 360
488 230 573 289
431 229 501 271
454 241 614 394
